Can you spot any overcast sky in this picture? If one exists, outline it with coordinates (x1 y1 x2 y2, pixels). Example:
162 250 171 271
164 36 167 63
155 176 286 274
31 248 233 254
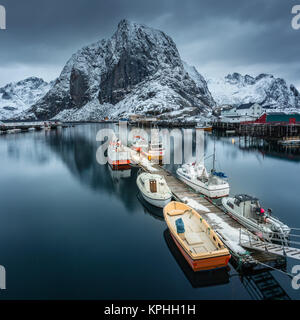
0 0 299 88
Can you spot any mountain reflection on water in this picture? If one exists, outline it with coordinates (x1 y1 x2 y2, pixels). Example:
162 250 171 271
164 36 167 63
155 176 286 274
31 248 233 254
44 125 140 212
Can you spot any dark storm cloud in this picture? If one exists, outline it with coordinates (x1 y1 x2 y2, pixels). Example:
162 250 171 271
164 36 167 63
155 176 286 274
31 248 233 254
0 0 299 87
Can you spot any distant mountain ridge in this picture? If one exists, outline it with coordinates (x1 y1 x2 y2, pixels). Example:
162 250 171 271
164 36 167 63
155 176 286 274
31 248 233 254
0 77 53 120
2 21 300 121
21 19 215 121
207 72 300 110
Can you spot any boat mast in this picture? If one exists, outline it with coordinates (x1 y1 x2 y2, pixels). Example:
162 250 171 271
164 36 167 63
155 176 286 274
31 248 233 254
212 137 216 172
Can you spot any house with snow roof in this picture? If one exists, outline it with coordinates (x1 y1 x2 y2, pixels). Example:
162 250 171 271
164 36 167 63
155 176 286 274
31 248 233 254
220 102 264 123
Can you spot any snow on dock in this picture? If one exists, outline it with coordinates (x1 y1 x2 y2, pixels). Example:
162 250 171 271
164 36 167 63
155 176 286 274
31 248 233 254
134 156 285 269
182 197 210 213
206 213 247 254
128 148 158 172
182 196 248 254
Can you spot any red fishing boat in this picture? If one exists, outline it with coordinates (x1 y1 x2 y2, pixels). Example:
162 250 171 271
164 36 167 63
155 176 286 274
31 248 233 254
108 138 131 170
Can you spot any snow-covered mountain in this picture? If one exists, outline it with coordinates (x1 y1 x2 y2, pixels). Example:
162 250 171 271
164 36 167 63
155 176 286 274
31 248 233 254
207 73 300 110
0 77 53 120
22 19 215 121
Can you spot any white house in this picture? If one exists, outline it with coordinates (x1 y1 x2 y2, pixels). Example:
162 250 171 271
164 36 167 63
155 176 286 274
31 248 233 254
220 103 264 123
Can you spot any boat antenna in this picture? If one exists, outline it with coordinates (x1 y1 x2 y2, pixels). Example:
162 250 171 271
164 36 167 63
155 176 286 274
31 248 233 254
212 136 216 172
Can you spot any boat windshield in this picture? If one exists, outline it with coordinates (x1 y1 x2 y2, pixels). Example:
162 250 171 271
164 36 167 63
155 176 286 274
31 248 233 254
251 200 260 207
151 144 162 149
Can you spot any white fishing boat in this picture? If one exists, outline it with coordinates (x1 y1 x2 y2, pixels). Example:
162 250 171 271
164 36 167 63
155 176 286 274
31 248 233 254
141 140 165 162
141 128 165 161
177 137 229 198
108 138 131 170
136 173 172 208
177 163 230 198
130 135 148 152
222 194 290 243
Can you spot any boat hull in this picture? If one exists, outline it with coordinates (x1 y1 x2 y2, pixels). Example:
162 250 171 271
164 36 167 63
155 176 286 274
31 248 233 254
140 191 172 208
108 146 131 170
177 171 229 198
108 159 131 170
170 233 231 271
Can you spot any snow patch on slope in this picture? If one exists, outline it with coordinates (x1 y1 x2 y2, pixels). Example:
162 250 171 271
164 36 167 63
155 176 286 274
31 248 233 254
208 73 300 110
0 77 53 120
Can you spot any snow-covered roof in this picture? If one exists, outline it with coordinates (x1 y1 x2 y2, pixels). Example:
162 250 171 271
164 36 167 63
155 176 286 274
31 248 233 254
236 102 256 110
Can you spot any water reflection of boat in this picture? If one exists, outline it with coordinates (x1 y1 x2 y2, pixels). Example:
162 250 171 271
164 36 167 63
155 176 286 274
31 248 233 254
108 165 132 195
163 229 230 288
137 192 164 221
108 165 131 182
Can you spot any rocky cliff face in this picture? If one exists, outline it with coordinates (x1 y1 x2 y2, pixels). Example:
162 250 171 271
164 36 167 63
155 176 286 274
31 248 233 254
0 77 53 120
208 72 300 110
23 19 215 121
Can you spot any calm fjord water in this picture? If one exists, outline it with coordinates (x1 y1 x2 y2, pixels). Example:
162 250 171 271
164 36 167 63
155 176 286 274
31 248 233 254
0 123 299 300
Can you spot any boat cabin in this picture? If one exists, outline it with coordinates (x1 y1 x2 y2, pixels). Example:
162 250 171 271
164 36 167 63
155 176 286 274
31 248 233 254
149 179 157 193
226 194 269 223
150 142 163 150
139 174 169 194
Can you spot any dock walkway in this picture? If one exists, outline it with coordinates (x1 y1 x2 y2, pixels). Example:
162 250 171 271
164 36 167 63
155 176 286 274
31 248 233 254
240 239 300 260
212 121 300 140
131 150 285 269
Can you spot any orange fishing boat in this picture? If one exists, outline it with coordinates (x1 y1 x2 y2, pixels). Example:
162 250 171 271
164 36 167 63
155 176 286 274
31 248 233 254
163 201 231 271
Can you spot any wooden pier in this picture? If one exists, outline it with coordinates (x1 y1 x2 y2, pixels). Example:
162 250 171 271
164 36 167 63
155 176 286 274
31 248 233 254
0 122 68 133
212 121 300 140
132 152 286 270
